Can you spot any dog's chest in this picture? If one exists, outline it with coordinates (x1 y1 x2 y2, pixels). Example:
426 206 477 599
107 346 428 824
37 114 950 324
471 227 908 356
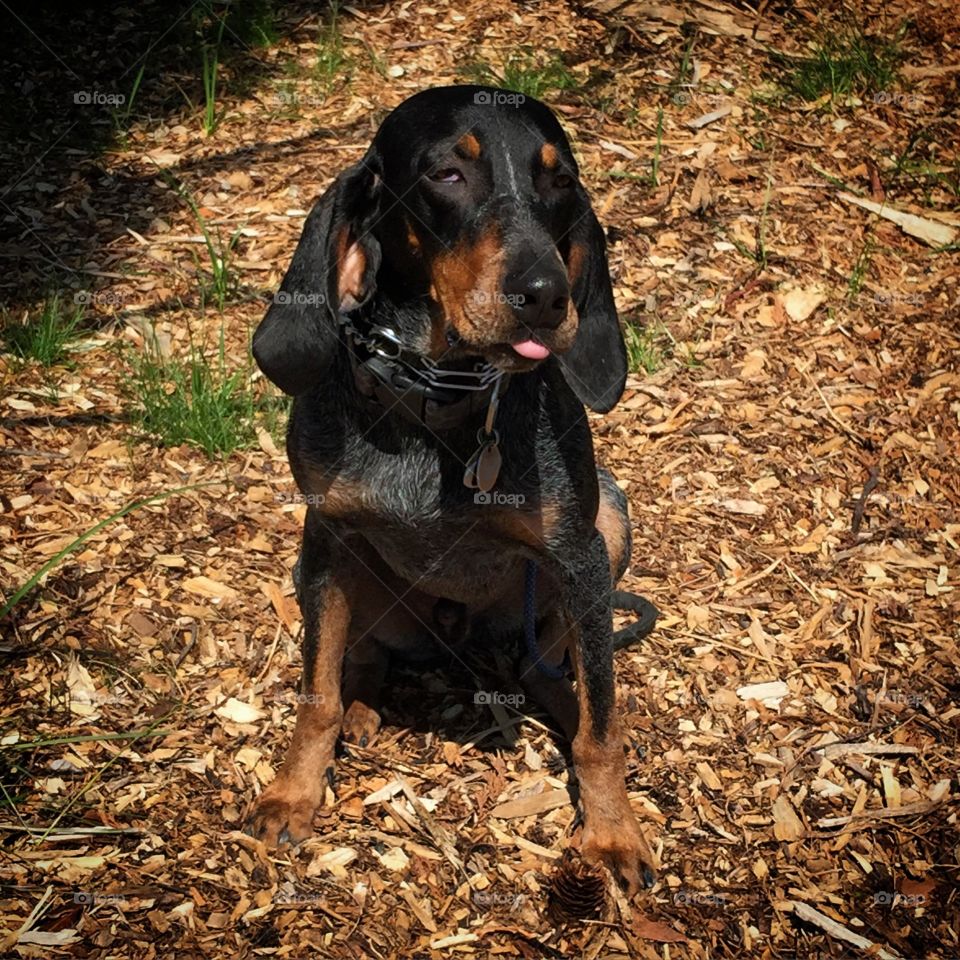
362 524 525 605
298 443 531 604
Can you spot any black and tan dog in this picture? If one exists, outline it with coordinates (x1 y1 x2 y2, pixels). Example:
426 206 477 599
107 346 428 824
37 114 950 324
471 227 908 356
247 85 658 893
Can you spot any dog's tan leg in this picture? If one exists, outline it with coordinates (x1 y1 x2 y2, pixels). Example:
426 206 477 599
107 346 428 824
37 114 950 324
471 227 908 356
568 615 657 894
246 557 352 846
595 468 631 583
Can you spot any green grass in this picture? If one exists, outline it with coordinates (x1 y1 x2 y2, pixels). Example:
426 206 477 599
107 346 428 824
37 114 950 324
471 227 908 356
773 21 904 102
624 320 667 375
462 48 576 99
594 106 662 190
756 169 773 270
228 0 279 47
360 40 389 80
201 11 228 135
743 110 771 151
193 214 242 313
111 63 145 135
314 2 350 96
888 131 960 205
893 156 960 203
847 235 875 299
1 294 84 366
275 5 352 103
0 485 213 620
651 107 664 187
127 324 276 457
724 169 774 269
164 174 242 310
669 32 697 104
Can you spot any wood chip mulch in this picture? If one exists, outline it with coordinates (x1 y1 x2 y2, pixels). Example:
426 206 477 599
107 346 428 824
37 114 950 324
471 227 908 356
1 1 958 957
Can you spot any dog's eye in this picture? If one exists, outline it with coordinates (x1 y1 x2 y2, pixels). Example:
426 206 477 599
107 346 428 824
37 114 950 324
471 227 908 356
429 168 464 184
554 174 574 189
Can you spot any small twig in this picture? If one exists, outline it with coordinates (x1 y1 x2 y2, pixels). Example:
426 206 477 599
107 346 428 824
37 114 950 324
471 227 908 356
782 562 819 602
389 38 446 50
790 901 903 959
397 776 464 874
254 621 285 686
0 448 69 459
798 363 865 441
870 664 886 732
813 798 942 829
0 884 58 953
820 742 919 759
851 466 880 534
9 729 173 750
172 621 198 671
857 599 877 663
0 824 146 836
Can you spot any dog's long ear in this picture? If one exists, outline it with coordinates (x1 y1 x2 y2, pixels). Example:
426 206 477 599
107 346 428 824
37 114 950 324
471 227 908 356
557 207 627 413
253 153 382 395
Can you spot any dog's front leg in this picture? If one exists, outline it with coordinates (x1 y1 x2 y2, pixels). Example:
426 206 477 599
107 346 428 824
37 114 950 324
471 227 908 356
246 519 350 846
564 531 657 894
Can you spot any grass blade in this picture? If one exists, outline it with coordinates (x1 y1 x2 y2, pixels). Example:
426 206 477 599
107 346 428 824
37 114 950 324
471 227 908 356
0 483 215 619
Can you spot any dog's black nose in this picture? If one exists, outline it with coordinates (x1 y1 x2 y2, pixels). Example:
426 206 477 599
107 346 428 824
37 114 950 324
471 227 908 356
503 263 569 330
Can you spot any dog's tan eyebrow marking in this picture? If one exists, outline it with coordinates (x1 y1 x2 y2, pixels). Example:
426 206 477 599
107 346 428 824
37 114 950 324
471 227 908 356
540 143 559 169
405 217 421 253
456 133 482 159
565 240 587 285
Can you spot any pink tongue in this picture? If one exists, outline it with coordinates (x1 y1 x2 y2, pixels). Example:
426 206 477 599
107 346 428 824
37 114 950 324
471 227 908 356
512 339 551 360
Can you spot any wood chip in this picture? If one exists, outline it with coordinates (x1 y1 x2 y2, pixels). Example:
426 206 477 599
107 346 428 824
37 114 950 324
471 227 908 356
838 192 957 247
771 794 805 840
790 901 904 960
490 787 572 819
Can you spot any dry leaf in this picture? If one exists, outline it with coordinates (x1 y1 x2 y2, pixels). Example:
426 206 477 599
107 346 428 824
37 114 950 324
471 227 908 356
215 698 264 724
780 284 827 322
631 917 689 943
263 581 300 633
739 348 767 379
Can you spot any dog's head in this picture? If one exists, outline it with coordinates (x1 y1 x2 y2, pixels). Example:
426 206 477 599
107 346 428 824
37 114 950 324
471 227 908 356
254 85 627 412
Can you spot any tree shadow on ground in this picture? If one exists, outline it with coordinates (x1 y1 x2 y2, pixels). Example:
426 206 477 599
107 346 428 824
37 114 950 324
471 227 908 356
0 0 375 313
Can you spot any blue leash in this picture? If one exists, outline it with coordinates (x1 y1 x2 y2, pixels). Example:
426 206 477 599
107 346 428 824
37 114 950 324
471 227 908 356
524 560 568 680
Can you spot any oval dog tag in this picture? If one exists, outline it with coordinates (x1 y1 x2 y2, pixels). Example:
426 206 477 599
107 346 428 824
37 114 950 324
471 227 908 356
476 441 502 493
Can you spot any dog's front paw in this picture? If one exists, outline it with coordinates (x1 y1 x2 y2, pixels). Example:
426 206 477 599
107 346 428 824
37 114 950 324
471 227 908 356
244 775 328 847
582 816 657 896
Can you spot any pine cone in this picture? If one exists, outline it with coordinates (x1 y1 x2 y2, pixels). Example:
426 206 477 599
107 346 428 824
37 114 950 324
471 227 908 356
547 848 607 922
